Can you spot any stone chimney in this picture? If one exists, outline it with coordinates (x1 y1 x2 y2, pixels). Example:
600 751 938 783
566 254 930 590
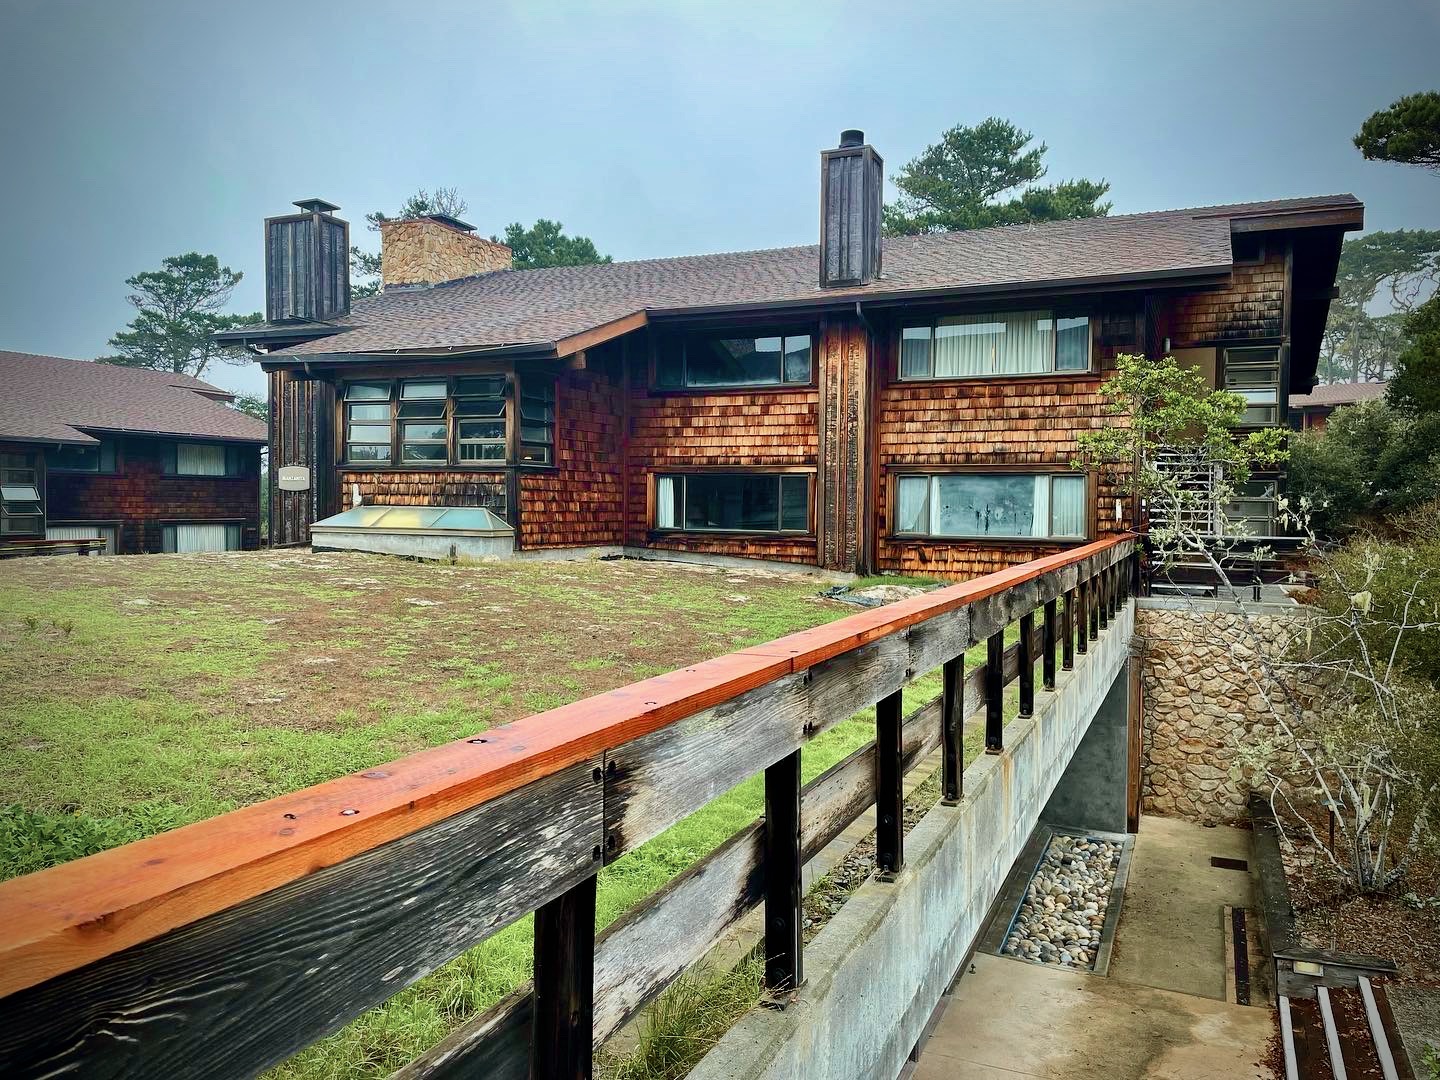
819 129 883 288
379 214 511 289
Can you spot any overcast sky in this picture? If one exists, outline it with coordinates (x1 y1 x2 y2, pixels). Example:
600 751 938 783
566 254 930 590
1 0 1437 398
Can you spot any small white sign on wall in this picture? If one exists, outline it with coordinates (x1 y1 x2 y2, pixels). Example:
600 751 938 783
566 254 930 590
277 466 311 492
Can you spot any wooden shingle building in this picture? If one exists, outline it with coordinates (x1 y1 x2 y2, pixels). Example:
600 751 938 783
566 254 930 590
0 352 266 555
220 131 1361 579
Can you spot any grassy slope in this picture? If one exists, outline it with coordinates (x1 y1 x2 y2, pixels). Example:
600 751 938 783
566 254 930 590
0 557 1028 1078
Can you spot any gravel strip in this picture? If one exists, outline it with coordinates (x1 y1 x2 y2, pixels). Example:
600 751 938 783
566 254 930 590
1002 833 1122 970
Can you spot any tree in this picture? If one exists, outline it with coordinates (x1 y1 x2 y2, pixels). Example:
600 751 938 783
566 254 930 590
1320 230 1440 383
1354 91 1440 173
494 219 611 270
1071 351 1286 556
1389 295 1440 415
229 393 268 423
97 253 261 379
350 187 470 297
883 118 1111 236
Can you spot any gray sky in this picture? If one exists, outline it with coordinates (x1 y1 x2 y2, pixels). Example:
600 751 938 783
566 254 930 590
2 0 1437 398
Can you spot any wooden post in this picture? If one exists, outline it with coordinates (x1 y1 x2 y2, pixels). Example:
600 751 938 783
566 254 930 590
1076 584 1089 655
1017 612 1035 718
763 750 803 994
1088 574 1100 641
1108 564 1119 617
985 630 1004 753
940 656 964 805
1061 589 1075 669
1042 599 1057 690
531 875 597 1080
876 689 904 878
1099 569 1111 630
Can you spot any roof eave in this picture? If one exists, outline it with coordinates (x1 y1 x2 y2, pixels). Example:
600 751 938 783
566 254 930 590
69 424 267 445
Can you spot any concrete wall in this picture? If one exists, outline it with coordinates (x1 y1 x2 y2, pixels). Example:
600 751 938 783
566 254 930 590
1137 598 1304 825
1040 662 1132 835
689 601 1135 1080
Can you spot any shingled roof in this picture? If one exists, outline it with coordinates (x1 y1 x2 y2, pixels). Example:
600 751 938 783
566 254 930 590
1289 380 1388 408
0 351 268 445
239 194 1361 360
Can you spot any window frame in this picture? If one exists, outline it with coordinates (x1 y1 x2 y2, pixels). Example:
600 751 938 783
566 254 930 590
159 520 245 553
896 309 1093 382
888 468 1092 543
162 442 249 478
1222 346 1282 428
1221 479 1280 539
651 329 817 392
650 469 816 536
48 439 117 474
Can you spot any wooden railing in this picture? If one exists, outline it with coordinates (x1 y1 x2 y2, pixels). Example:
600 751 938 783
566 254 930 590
0 535 1137 1079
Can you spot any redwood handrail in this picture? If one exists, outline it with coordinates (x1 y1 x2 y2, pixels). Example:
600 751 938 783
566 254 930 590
0 534 1135 1006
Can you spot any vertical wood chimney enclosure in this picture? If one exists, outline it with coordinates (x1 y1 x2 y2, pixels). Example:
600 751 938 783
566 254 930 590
265 198 351 323
819 130 883 288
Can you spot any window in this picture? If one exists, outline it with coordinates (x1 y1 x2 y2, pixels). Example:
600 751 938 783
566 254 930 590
518 378 555 465
655 473 810 533
162 523 243 553
163 443 247 476
1223 348 1281 426
397 380 449 463
655 333 813 389
899 311 1090 379
454 375 508 462
894 473 1087 540
1222 481 1278 538
345 382 394 463
46 524 117 555
0 452 43 536
50 440 116 473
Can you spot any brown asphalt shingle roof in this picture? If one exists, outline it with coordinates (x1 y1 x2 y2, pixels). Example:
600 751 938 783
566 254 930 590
0 351 268 445
1289 380 1387 408
257 195 1360 358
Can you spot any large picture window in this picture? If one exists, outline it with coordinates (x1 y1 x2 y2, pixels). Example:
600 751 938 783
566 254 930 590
1223 347 1281 426
655 472 811 534
894 472 1087 540
899 311 1090 380
163 443 248 477
656 333 813 389
50 440 116 473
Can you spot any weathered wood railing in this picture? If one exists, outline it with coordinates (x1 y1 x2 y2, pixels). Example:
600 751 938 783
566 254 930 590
0 535 1136 1079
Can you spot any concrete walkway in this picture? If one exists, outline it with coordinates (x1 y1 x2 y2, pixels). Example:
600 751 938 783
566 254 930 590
913 816 1275 1079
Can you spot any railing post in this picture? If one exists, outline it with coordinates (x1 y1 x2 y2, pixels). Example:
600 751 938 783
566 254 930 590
940 656 964 805
1109 564 1119 617
763 750 803 995
1076 581 1089 654
1042 599 1057 690
1088 573 1100 641
1061 589 1075 669
1017 612 1035 717
1099 568 1111 630
876 689 904 878
985 630 1004 753
531 875 597 1080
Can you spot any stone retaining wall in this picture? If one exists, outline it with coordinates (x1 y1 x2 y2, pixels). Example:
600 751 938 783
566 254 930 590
1137 599 1304 825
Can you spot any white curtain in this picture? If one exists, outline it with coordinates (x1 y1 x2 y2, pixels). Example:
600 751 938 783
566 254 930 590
178 444 225 476
896 476 930 533
1031 476 1051 538
656 476 677 529
1050 475 1086 537
46 525 116 554
934 311 1053 377
176 524 228 552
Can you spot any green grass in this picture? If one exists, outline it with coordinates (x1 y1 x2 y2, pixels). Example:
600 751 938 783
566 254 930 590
0 552 1047 1077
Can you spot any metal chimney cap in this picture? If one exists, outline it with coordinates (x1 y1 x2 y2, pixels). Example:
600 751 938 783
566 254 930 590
838 129 865 148
423 213 476 233
293 198 341 214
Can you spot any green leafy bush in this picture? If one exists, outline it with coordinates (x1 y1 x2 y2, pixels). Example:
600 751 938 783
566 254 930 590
1288 400 1440 534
